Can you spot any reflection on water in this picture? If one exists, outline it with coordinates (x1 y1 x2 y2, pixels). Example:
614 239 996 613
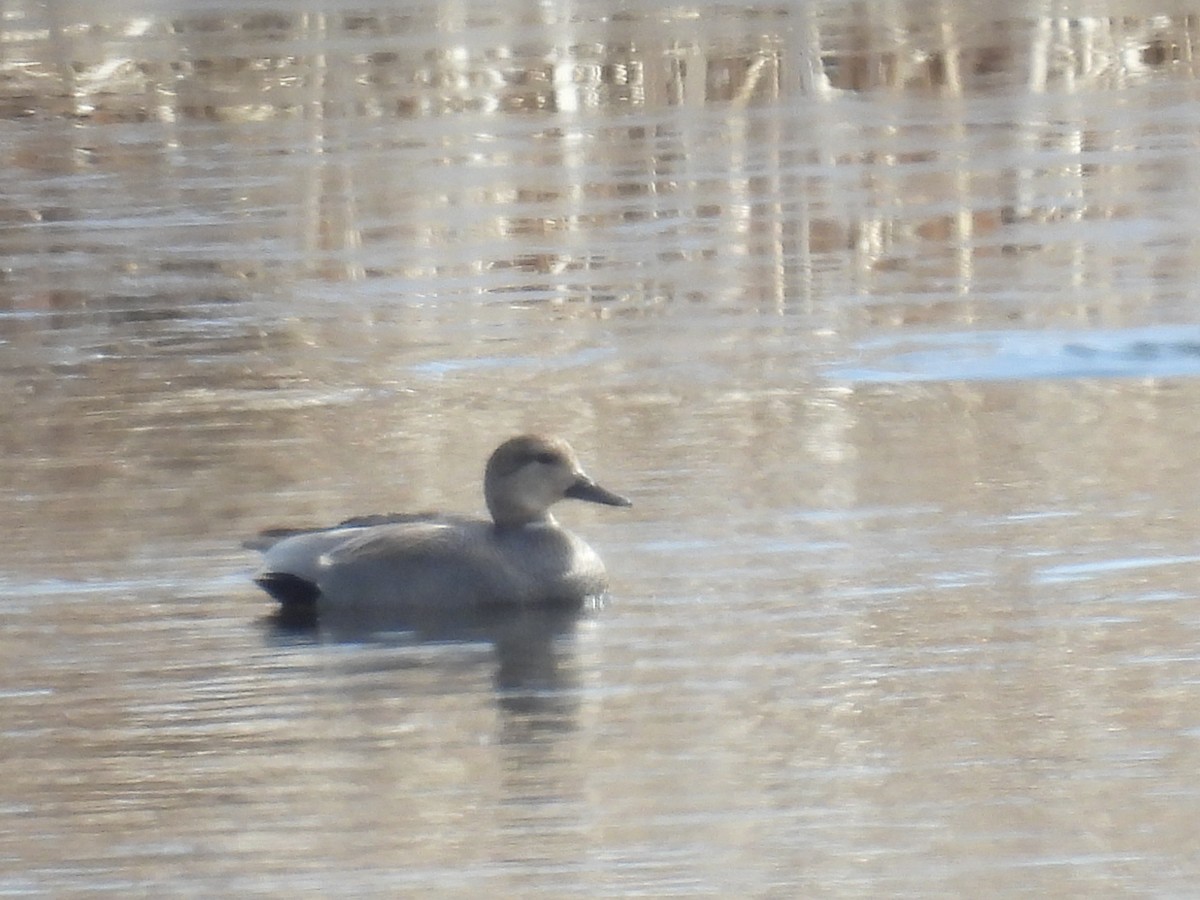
5 3 1200 305
265 600 593 698
836 325 1200 383
5 2 1200 896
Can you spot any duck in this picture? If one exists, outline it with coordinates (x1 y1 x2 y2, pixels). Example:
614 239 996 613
249 434 631 624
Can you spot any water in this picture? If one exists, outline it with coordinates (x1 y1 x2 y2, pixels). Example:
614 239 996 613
4 2 1200 895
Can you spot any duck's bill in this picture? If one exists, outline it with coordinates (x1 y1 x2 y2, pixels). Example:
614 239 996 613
566 477 632 507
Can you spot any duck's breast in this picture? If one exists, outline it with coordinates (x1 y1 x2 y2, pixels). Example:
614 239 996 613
492 524 609 604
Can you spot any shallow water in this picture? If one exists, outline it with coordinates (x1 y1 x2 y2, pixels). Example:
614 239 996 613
5 1 1200 895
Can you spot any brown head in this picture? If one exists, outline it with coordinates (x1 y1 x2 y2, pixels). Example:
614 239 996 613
483 434 631 527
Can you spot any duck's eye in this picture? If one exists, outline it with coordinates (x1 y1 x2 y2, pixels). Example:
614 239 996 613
533 452 558 466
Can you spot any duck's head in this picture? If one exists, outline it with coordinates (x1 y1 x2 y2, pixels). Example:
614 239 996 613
484 434 632 527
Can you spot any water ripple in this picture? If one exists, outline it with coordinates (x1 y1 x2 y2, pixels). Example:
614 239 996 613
833 325 1200 383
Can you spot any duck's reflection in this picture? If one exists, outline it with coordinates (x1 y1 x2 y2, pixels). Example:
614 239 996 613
262 598 599 720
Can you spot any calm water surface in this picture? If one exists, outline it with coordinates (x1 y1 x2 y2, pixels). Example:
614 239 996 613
4 1 1200 895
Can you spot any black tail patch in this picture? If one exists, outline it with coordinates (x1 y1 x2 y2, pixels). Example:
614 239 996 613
255 572 321 607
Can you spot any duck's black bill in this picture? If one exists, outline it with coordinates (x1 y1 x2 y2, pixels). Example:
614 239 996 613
566 477 632 507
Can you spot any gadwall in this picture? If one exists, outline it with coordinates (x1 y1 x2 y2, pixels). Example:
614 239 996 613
250 435 631 621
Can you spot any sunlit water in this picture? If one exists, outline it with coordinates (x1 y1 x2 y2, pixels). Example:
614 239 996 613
4 2 1200 895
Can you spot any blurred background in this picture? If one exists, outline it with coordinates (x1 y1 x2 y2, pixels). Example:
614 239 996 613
4 1 1200 895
